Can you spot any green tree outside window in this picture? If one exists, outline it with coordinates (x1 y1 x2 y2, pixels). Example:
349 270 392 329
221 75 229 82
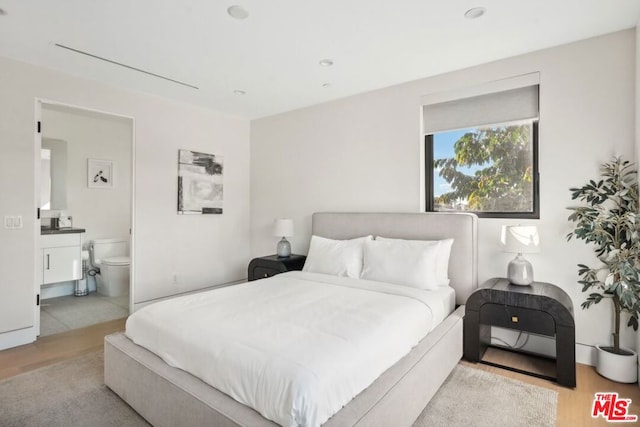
429 121 538 217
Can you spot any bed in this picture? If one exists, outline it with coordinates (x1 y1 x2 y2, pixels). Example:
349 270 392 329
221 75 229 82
104 212 478 426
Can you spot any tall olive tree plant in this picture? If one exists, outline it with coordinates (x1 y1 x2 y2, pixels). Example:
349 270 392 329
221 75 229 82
567 157 640 355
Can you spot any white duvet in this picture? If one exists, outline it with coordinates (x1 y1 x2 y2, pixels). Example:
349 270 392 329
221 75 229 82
125 271 454 427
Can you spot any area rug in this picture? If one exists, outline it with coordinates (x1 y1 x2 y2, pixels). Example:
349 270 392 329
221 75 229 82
0 352 148 427
0 352 557 426
414 364 558 427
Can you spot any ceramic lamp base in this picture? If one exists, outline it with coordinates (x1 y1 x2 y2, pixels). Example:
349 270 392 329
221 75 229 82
276 237 291 258
508 254 533 286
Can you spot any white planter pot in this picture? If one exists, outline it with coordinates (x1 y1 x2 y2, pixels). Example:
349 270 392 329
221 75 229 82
596 345 638 383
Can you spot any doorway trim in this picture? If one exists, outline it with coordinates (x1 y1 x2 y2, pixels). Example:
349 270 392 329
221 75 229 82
34 98 136 337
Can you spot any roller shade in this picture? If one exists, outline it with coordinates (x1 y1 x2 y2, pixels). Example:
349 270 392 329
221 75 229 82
423 83 539 134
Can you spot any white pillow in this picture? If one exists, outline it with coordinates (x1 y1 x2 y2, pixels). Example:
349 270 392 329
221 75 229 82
375 237 454 287
302 235 373 278
361 239 440 290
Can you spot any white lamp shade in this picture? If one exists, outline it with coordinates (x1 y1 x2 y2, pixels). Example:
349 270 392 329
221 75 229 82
273 219 294 237
501 225 540 254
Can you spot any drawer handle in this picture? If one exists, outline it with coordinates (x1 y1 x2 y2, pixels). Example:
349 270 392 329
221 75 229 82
46 254 50 270
511 316 519 323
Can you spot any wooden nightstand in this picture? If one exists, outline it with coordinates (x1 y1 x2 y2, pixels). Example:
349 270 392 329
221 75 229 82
463 277 576 387
247 254 306 281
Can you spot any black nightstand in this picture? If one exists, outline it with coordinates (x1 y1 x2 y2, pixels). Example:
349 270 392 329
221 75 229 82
463 277 576 387
248 254 306 281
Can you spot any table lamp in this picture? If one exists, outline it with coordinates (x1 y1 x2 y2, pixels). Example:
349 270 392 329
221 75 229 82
501 225 540 286
274 219 293 258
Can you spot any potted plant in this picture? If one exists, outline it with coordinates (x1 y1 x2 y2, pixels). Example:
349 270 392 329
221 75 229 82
567 157 640 383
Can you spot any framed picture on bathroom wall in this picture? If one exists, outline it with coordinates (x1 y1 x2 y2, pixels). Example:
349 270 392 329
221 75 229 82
87 159 114 189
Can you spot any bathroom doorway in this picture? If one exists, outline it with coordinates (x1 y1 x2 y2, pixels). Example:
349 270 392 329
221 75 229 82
35 100 135 337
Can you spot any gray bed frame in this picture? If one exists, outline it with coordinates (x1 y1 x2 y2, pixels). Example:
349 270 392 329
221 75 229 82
104 212 478 426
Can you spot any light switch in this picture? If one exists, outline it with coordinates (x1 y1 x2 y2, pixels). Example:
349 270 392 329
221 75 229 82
4 215 23 229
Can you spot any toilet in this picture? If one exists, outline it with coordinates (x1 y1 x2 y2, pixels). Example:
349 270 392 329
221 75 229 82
89 238 130 297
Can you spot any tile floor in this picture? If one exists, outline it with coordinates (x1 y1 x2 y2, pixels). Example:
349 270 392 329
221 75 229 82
40 292 129 337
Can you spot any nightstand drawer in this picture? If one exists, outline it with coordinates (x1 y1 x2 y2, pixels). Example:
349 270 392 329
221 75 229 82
252 266 281 280
479 304 555 335
248 254 306 281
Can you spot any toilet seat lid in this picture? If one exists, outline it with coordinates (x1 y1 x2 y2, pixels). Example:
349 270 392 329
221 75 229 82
101 256 130 266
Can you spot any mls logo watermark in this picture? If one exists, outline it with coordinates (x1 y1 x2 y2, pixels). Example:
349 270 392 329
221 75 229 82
592 392 638 422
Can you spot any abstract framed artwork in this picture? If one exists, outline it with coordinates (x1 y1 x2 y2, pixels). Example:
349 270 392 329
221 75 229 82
177 150 224 214
87 159 114 189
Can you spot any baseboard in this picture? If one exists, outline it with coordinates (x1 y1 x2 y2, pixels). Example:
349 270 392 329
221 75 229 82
491 327 597 367
0 327 36 351
133 279 246 312
491 327 556 357
576 343 596 366
41 281 75 299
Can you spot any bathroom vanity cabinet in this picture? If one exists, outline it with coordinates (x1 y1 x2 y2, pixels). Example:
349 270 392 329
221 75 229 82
40 232 83 284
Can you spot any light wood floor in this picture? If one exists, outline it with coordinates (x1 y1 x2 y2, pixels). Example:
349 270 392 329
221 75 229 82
1 320 639 426
0 317 125 380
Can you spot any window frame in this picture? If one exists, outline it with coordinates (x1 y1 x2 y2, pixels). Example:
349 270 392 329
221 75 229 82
425 121 540 219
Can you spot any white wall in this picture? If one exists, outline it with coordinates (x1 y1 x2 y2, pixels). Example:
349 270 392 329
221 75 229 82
635 24 640 358
637 25 640 176
42 106 132 244
0 55 250 350
251 30 636 363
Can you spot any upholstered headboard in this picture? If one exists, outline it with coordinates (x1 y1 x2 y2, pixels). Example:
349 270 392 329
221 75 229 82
311 212 478 305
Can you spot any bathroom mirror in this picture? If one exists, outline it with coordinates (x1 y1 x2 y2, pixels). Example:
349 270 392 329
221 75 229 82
40 138 68 211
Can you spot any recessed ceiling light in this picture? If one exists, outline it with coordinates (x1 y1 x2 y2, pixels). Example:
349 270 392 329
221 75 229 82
0 8 7 16
233 90 246 95
227 5 249 20
464 7 486 19
319 59 334 67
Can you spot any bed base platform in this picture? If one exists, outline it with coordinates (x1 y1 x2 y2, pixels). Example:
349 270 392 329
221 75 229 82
104 305 464 427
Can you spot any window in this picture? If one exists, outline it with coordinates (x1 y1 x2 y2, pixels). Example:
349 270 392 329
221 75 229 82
422 79 540 219
425 120 539 218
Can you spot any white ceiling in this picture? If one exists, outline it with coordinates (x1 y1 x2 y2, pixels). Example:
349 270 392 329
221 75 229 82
1 1 639 119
